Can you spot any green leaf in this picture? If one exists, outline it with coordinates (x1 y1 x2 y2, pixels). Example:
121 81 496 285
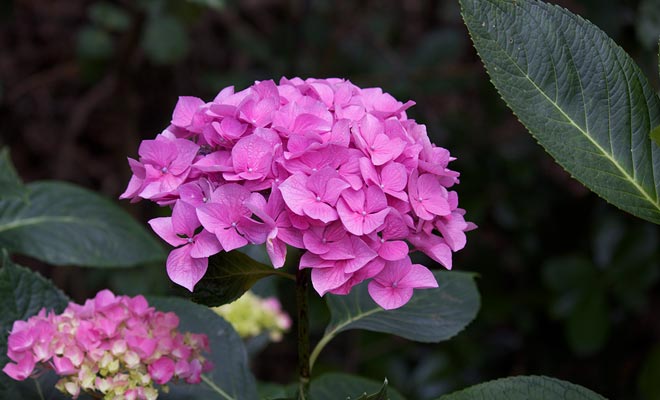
88 2 131 32
310 374 405 400
651 125 660 147
257 382 297 400
565 288 609 356
355 378 389 400
460 0 660 224
0 148 25 201
638 344 660 400
0 252 70 400
636 0 660 50
148 297 258 400
324 271 479 343
192 250 293 307
77 26 114 59
0 181 165 267
437 376 607 400
141 15 189 65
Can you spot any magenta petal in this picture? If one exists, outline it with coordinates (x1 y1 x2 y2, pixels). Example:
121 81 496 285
311 266 351 296
166 246 208 292
172 200 200 237
378 240 409 261
2 356 35 381
266 230 287 268
149 217 187 247
362 208 389 235
279 174 314 216
367 281 413 310
53 356 76 375
399 264 438 289
189 230 222 258
302 201 338 223
172 96 204 127
381 162 407 191
149 357 176 385
215 227 248 251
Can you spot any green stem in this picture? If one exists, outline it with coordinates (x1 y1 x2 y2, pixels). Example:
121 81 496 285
272 269 297 281
309 330 335 373
201 374 235 400
34 378 45 400
296 267 311 400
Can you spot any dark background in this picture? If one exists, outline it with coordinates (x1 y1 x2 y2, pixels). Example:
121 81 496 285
1 0 660 399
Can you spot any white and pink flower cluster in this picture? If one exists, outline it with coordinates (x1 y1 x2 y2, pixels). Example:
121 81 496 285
121 77 474 310
2 290 211 400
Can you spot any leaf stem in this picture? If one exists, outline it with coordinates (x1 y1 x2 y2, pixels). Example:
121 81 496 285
309 330 336 373
296 267 311 400
34 378 45 400
201 374 235 400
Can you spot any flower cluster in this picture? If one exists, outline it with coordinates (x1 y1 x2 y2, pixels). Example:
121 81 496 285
121 77 474 309
212 291 292 341
2 290 211 400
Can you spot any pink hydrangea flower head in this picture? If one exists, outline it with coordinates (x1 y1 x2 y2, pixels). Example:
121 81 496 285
122 78 475 309
3 290 211 400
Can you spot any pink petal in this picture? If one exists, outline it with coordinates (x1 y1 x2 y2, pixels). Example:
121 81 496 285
149 357 176 385
2 356 35 381
279 174 315 216
166 246 208 291
172 200 200 238
172 96 204 127
378 240 409 261
311 266 351 296
266 230 287 268
367 281 413 310
381 162 407 192
399 264 438 289
302 201 338 223
189 230 222 258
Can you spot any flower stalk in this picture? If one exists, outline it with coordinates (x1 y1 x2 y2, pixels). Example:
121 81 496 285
296 267 311 400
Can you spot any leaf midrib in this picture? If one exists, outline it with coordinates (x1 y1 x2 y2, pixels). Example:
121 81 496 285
0 216 107 234
475 0 660 211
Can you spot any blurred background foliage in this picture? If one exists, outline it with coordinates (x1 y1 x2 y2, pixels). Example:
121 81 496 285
1 0 659 399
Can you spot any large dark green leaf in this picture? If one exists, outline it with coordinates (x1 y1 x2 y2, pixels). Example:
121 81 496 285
436 376 606 400
149 297 258 400
0 253 70 400
324 271 479 343
0 148 26 201
0 181 165 267
310 374 405 400
192 251 292 307
461 0 660 224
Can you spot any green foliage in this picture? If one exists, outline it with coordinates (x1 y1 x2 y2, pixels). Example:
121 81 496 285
192 251 292 307
324 271 479 343
141 15 190 65
355 378 389 400
148 297 259 400
460 0 660 224
0 253 70 400
437 376 607 400
88 2 131 32
635 0 660 50
77 26 114 60
310 374 405 400
0 181 165 267
0 148 25 200
638 344 660 400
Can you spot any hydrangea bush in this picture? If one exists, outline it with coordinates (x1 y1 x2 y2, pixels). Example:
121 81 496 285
121 77 474 309
2 290 211 400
